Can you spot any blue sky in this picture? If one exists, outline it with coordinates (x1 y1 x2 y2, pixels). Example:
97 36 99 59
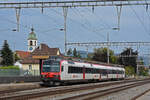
0 0 150 56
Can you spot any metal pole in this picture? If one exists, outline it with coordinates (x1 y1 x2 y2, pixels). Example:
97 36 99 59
63 7 68 55
116 6 122 30
136 45 139 75
15 8 21 32
107 32 110 64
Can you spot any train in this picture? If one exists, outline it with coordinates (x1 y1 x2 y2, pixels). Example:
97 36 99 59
41 56 125 86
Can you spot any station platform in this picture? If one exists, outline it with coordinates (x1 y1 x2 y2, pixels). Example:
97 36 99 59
0 82 41 91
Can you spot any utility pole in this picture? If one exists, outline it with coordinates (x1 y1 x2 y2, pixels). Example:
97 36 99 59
136 45 139 75
15 8 21 32
107 32 110 64
63 7 68 55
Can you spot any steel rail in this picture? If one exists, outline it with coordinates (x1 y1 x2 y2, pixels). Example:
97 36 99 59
61 80 150 100
0 78 149 100
131 88 150 100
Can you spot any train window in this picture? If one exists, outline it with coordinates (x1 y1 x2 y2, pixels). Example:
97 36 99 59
107 70 112 74
112 70 116 74
101 69 107 75
95 69 99 74
85 68 91 73
61 66 64 72
68 66 83 73
93 69 99 74
85 68 98 74
43 60 60 72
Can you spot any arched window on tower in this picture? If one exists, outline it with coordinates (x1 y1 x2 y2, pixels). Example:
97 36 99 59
30 41 33 46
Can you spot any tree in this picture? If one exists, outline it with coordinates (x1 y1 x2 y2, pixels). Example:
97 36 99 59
1 40 14 66
67 48 72 56
119 48 137 73
139 67 149 76
73 48 77 57
92 48 118 64
125 66 135 77
77 52 81 58
14 53 20 62
110 55 119 64
86 53 94 60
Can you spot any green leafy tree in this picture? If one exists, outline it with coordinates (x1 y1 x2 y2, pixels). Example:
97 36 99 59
1 40 14 66
73 48 77 57
92 48 118 64
77 52 81 58
67 48 72 56
125 66 135 76
139 67 149 76
110 55 119 64
119 48 138 73
14 53 20 62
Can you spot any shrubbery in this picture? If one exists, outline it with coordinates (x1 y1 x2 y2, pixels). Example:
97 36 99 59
0 66 19 70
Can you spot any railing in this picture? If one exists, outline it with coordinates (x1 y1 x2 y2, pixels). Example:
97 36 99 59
0 69 40 76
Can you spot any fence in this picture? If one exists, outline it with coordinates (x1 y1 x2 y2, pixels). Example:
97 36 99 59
0 69 40 76
0 69 40 83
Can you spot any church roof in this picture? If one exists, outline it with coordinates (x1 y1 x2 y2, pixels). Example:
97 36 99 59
28 28 37 40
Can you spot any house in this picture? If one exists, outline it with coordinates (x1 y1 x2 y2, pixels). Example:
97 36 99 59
15 28 62 75
16 43 61 75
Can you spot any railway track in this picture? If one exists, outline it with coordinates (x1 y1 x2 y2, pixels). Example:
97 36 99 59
0 78 149 100
60 80 150 100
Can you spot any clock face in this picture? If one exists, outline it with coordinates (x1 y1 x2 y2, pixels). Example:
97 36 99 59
29 47 33 50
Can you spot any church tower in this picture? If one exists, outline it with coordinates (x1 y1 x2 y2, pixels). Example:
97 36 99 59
28 27 37 52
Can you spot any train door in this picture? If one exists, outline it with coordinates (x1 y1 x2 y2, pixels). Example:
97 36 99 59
60 63 69 80
83 66 85 80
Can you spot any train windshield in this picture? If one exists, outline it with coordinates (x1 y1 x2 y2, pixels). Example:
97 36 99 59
42 60 60 72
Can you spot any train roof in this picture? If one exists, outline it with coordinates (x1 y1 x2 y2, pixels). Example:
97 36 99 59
47 56 124 69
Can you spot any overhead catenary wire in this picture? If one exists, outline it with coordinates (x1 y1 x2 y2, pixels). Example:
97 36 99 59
50 7 106 40
127 0 150 37
71 7 106 39
142 0 150 32
86 7 111 29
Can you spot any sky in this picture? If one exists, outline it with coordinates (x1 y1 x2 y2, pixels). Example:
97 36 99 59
0 0 150 56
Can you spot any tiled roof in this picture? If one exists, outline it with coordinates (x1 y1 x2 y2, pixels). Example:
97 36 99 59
15 51 31 59
21 43 62 64
31 43 61 56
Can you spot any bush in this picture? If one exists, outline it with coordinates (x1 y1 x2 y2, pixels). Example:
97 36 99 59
139 67 149 76
0 66 19 70
125 66 135 77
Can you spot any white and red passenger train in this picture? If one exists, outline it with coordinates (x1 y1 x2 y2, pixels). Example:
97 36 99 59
41 56 125 85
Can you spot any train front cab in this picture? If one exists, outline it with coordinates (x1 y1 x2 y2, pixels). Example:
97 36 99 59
41 59 62 86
